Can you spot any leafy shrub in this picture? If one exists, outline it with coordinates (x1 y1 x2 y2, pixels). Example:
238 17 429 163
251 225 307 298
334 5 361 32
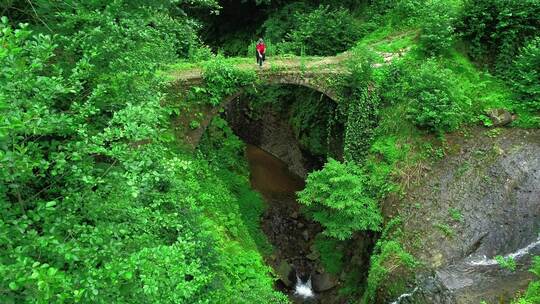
458 0 540 72
367 0 425 27
364 136 408 197
379 60 411 106
362 218 417 304
188 45 214 62
199 117 245 168
381 59 467 133
362 240 417 303
495 255 517 272
202 57 257 106
262 2 311 44
509 37 540 112
405 61 467 133
297 159 383 240
279 5 363 56
419 1 456 57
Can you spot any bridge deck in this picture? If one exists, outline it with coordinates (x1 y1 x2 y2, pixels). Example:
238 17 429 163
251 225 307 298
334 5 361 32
166 53 350 83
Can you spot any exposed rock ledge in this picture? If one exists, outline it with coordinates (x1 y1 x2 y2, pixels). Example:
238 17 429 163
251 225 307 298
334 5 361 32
383 128 540 304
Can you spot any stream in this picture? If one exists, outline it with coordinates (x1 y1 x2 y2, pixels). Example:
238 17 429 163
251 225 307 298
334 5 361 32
245 144 322 303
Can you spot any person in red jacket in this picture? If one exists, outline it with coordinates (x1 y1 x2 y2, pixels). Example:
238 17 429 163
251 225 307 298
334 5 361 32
256 38 266 67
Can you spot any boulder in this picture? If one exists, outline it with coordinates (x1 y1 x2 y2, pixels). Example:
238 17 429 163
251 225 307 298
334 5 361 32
302 230 310 241
306 245 320 261
276 260 293 287
312 272 339 292
487 108 514 126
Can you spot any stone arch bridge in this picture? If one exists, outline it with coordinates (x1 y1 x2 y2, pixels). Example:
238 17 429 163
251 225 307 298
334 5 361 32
166 49 407 147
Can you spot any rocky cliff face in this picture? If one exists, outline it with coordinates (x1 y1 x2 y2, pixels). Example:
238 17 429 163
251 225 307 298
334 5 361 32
384 128 540 304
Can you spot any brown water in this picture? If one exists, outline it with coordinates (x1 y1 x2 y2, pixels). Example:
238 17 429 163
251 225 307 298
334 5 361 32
245 144 322 301
246 144 305 196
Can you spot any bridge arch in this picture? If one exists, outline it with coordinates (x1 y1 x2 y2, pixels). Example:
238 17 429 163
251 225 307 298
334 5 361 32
185 71 343 147
260 71 342 102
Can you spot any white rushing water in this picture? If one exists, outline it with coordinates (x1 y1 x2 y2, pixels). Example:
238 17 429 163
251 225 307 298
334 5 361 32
468 235 540 266
390 287 419 304
294 276 314 299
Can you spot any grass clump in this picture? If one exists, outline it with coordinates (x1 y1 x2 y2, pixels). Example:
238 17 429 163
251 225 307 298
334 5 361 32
495 255 517 272
361 218 418 304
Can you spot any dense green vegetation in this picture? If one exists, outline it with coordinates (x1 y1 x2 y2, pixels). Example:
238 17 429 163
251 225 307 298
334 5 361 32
298 159 383 240
512 257 540 304
1 0 539 303
0 1 285 303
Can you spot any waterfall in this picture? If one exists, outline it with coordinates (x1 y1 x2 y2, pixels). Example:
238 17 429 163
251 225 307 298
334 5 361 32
294 275 314 299
389 287 419 304
468 235 540 266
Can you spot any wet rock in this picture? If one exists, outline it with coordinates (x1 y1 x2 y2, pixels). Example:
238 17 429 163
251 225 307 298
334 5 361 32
290 211 299 219
487 108 514 126
306 252 319 261
312 272 339 292
402 274 455 304
276 260 293 287
306 245 320 261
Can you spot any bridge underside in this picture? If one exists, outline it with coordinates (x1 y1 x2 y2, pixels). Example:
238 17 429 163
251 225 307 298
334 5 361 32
178 72 344 148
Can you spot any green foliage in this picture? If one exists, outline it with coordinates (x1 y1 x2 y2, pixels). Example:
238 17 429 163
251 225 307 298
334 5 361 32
419 0 456 57
343 47 380 163
288 88 337 156
314 235 344 274
366 0 426 27
262 2 311 44
202 57 257 106
509 37 540 112
349 123 390 179
199 117 246 168
458 0 540 72
194 118 288 303
275 5 363 56
449 208 463 222
495 255 517 272
512 256 540 303
434 223 455 237
297 159 383 240
380 59 467 133
4 0 538 302
189 120 201 129
364 136 408 197
362 217 417 304
404 60 467 133
0 1 285 302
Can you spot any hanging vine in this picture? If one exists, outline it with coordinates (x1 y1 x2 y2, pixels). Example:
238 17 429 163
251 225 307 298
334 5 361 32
344 86 380 164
